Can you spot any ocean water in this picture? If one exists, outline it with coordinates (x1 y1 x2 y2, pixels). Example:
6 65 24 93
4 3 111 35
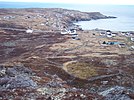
0 2 134 31
74 5 134 31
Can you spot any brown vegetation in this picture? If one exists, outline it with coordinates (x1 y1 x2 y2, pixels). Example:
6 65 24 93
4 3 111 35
63 62 97 79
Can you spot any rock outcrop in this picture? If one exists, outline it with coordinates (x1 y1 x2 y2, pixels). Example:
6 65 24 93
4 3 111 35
0 65 37 90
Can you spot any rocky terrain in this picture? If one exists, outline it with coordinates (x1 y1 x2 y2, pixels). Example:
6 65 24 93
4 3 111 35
0 8 116 31
0 8 134 100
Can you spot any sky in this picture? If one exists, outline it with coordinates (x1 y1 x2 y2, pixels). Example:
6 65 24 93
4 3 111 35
0 0 134 5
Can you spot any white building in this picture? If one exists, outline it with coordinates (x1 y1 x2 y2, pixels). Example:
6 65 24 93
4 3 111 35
131 46 134 49
111 33 117 37
121 32 126 36
26 29 33 33
107 33 112 38
60 29 69 35
118 43 126 48
40 23 45 26
131 37 134 42
125 32 130 37
68 29 76 35
60 31 68 35
100 32 106 36
106 30 112 38
130 32 134 36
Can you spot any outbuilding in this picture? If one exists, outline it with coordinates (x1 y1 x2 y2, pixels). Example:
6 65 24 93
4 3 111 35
26 29 33 33
69 29 76 34
130 37 134 42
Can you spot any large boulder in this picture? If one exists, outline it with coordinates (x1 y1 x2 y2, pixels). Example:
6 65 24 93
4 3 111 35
99 86 132 100
6 75 37 89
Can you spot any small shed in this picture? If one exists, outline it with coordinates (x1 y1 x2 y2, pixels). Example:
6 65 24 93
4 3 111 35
130 37 134 42
111 33 117 37
69 29 76 34
100 32 106 36
107 33 112 38
72 34 78 37
130 32 134 36
106 30 112 38
60 29 69 35
60 31 68 35
118 43 126 48
125 32 130 37
72 37 80 40
26 29 33 33
131 46 134 49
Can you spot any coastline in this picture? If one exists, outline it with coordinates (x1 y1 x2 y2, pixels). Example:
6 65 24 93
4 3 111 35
0 8 116 31
0 8 134 100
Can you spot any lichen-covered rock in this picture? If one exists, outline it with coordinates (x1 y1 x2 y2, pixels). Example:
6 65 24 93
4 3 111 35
6 66 33 77
0 65 37 90
6 75 37 89
0 77 10 86
99 86 132 100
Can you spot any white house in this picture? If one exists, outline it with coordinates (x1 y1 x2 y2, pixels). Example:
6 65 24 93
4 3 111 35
118 43 126 48
125 32 130 37
60 29 69 35
130 32 134 36
26 29 33 33
131 46 134 49
131 37 134 42
40 23 45 26
100 32 106 36
60 31 68 35
121 32 126 36
111 33 117 37
69 29 76 35
106 30 112 38
72 37 80 40
107 33 112 38
72 33 78 37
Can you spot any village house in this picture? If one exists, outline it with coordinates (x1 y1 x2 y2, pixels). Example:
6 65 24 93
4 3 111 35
70 30 79 40
106 30 111 33
60 29 80 40
130 32 134 36
121 32 126 36
101 41 119 46
118 43 126 48
99 30 114 37
40 23 45 26
68 29 76 34
72 36 80 40
100 32 106 36
107 33 112 38
26 29 33 33
106 30 113 38
125 32 130 37
101 41 108 46
131 46 134 50
111 33 118 37
60 29 69 35
130 37 134 42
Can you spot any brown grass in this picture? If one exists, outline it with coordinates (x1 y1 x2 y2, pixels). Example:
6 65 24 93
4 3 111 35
63 62 97 79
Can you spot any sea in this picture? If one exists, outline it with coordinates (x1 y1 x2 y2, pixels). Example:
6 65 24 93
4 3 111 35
0 2 134 31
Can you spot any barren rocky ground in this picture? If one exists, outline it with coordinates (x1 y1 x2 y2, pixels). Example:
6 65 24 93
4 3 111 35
0 8 134 100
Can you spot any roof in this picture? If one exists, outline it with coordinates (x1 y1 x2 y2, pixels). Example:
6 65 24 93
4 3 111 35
26 29 33 33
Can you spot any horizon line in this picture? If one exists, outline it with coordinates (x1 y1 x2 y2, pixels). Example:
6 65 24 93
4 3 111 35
0 1 134 5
